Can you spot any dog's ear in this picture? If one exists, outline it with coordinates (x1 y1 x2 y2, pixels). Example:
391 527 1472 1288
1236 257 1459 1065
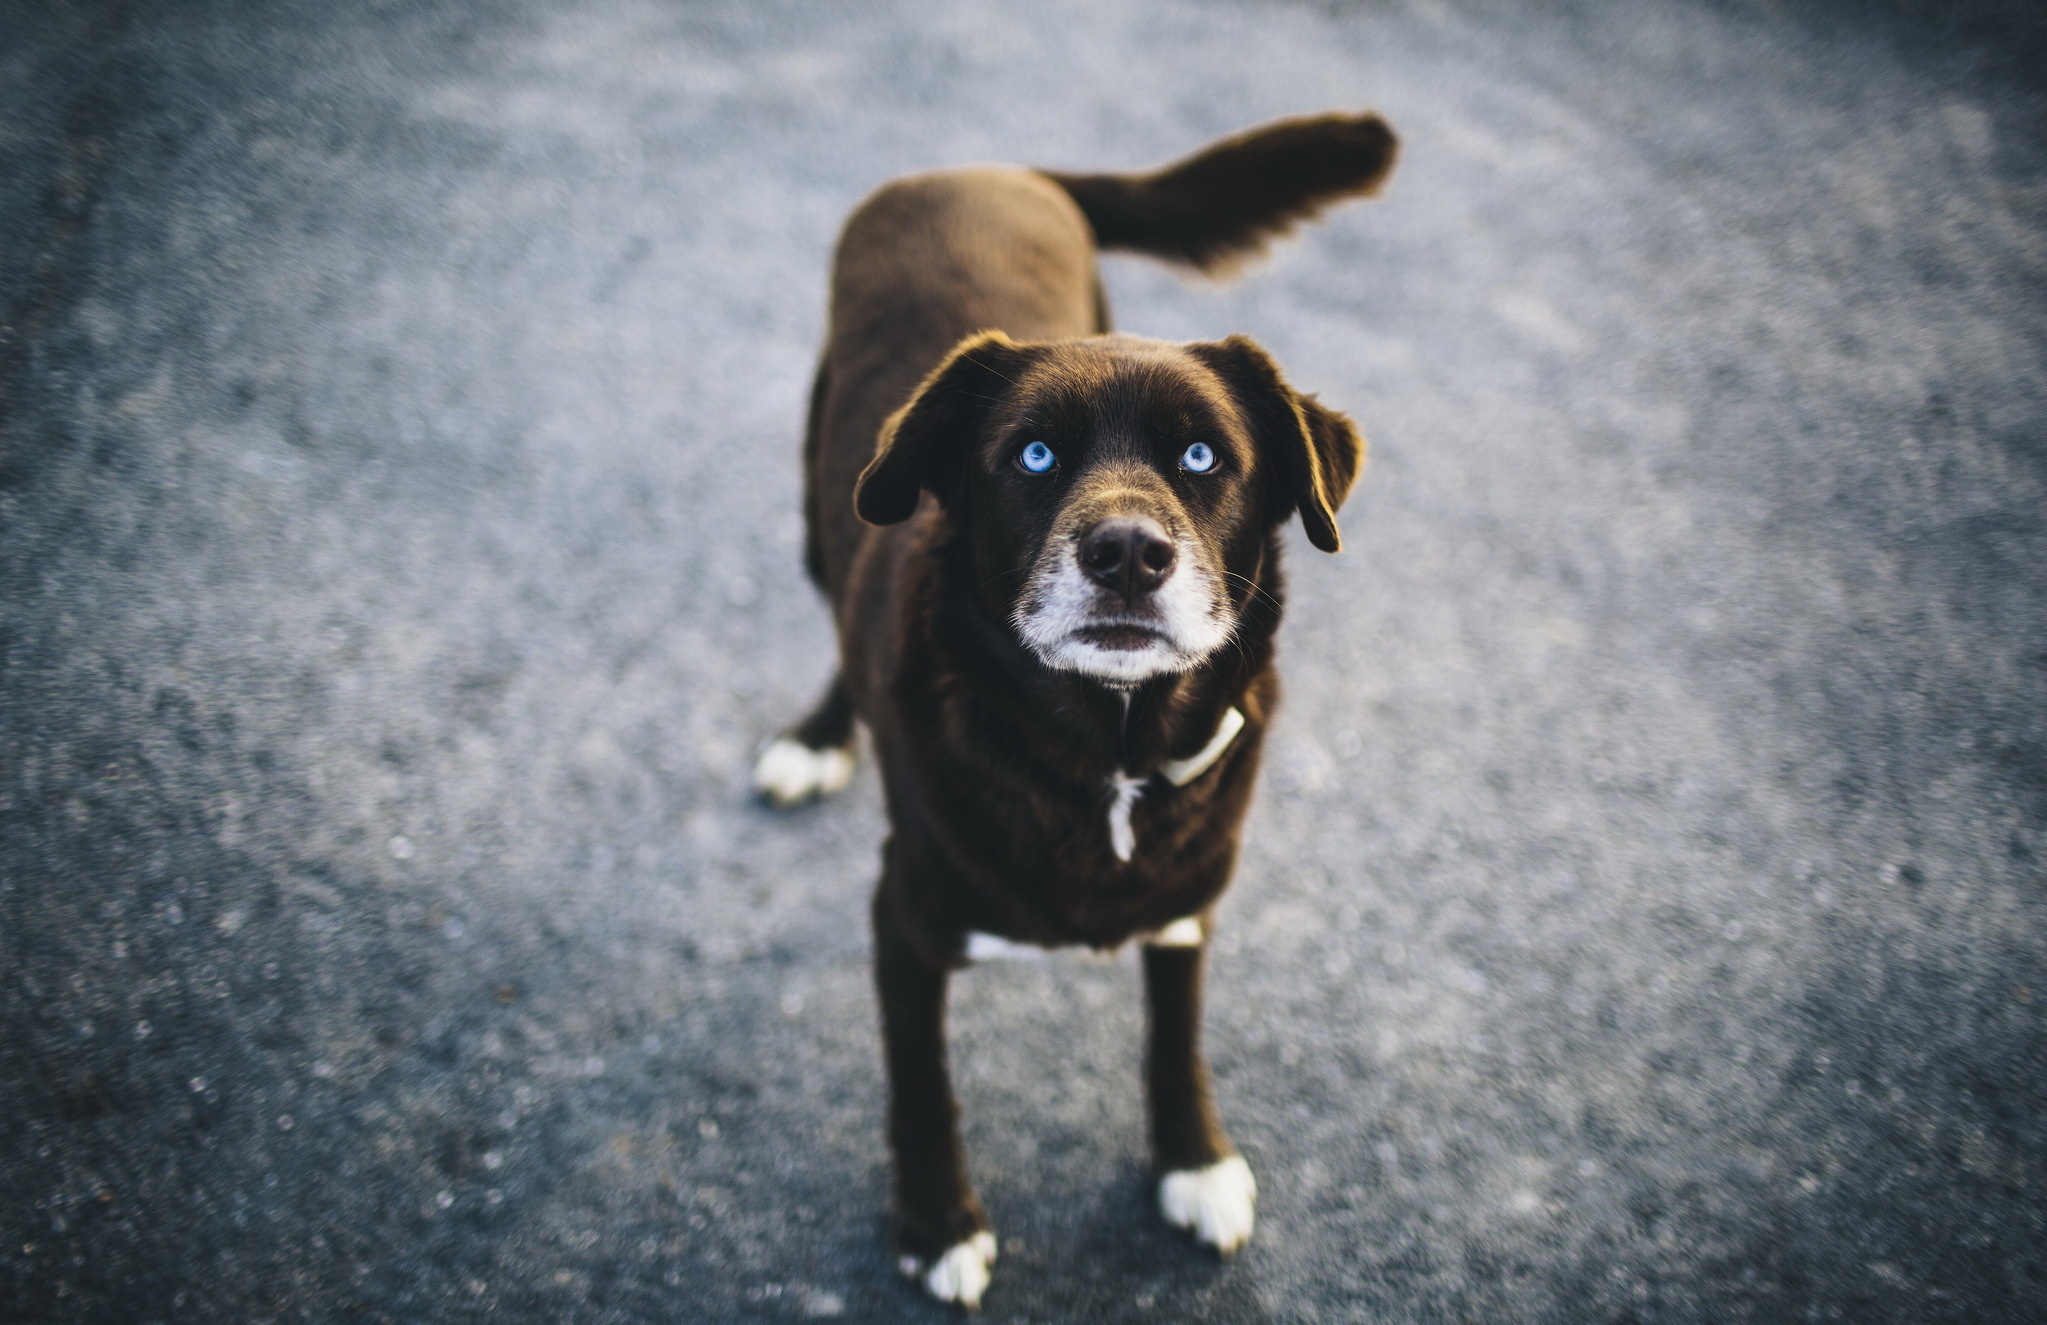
855 331 1032 526
1188 334 1363 553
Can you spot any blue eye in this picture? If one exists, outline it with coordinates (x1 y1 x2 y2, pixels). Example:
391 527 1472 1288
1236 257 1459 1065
1019 440 1056 473
1181 442 1216 473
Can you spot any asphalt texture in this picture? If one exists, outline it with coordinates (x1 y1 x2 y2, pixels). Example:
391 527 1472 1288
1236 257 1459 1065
4 1 2045 1321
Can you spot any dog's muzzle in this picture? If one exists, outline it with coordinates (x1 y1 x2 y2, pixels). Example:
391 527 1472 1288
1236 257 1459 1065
1012 513 1232 683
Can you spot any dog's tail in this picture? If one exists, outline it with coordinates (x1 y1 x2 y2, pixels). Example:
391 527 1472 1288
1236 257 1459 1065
1041 111 1398 277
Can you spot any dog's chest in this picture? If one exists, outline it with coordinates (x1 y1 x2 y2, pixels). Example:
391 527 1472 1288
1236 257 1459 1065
932 704 1250 945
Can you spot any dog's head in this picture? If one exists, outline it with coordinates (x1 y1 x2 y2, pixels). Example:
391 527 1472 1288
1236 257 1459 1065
855 332 1363 685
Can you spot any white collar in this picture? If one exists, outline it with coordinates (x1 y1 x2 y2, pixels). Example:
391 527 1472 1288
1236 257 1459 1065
1105 706 1246 863
1158 705 1245 787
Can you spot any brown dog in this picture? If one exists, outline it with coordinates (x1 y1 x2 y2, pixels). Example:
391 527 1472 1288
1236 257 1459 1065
755 113 1397 1307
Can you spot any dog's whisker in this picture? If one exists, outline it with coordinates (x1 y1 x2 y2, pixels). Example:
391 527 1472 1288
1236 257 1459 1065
1220 569 1283 615
975 563 1034 594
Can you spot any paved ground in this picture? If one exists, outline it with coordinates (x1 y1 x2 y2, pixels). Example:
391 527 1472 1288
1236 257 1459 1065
4 1 2044 1320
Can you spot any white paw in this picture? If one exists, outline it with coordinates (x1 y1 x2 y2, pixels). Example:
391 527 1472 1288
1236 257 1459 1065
899 1230 996 1309
1159 1155 1257 1255
752 737 854 807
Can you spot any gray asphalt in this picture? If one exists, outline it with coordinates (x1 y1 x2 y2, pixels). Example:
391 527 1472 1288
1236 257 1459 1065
4 1 2044 1321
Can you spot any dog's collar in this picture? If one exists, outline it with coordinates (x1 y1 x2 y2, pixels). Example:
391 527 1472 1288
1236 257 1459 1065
1158 706 1245 787
1106 705 1246 863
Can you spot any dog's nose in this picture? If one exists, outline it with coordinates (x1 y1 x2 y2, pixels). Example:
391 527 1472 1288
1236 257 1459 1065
1079 516 1177 601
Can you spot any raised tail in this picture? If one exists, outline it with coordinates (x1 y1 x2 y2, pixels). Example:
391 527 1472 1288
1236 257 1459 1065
1041 111 1399 277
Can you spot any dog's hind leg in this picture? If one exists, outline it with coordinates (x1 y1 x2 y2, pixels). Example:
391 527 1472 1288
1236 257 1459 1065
1144 934 1257 1255
755 352 862 809
753 673 858 808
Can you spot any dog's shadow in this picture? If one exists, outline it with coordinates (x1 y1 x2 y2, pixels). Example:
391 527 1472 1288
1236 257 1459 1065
1023 1165 1276 1324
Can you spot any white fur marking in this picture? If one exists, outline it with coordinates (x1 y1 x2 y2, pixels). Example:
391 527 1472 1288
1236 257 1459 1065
1159 1155 1257 1255
1012 534 1233 684
1147 916 1204 947
965 932 1045 961
752 737 854 807
1107 771 1145 862
904 1230 997 1308
1159 706 1245 787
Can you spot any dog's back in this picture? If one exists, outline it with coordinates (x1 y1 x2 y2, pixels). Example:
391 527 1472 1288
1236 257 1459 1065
808 170 1102 603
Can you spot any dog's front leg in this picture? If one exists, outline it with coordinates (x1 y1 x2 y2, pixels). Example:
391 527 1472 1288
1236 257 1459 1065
1143 934 1257 1255
873 891 995 1307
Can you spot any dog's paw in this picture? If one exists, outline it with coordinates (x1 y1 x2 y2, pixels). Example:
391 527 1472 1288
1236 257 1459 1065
1159 1155 1257 1255
899 1230 996 1309
753 737 855 808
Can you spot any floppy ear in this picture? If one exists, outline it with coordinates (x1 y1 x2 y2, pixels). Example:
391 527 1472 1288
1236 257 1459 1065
854 331 1032 526
1187 334 1364 553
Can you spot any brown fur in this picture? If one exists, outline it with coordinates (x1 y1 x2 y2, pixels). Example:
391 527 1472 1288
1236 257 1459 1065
775 112 1397 1280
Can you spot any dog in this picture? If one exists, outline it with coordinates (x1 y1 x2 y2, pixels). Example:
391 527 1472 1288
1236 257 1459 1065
755 112 1398 1308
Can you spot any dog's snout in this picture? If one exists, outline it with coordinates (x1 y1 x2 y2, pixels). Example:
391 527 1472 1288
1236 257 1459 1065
1079 516 1177 601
